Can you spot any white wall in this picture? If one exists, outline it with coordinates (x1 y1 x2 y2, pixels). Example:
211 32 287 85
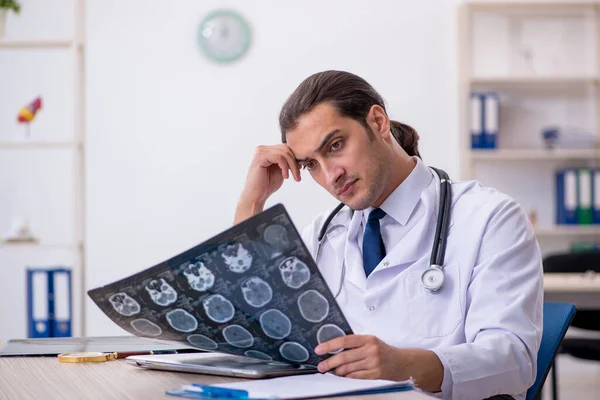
84 0 460 335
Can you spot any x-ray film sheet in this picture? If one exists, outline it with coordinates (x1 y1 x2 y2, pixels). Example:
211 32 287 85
88 204 353 366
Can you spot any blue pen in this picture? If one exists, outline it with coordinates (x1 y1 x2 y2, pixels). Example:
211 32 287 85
166 384 279 400
190 385 249 398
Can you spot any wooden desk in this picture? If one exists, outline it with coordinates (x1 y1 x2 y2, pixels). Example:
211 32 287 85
544 273 600 310
0 354 433 400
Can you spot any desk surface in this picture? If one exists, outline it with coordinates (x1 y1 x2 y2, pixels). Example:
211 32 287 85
544 273 600 309
3 273 594 399
544 273 600 292
0 353 433 400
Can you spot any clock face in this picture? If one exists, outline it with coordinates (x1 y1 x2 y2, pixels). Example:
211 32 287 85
198 10 251 63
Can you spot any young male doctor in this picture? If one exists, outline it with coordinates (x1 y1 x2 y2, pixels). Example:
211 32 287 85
234 70 543 400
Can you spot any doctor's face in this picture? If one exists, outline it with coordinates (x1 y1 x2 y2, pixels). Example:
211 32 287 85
285 103 391 210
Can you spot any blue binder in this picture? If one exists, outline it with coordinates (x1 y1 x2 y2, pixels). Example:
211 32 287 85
52 268 72 337
593 168 600 224
482 92 499 149
555 169 578 225
26 269 51 338
470 93 484 149
27 267 72 338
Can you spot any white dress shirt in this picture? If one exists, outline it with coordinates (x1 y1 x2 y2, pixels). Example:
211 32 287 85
301 157 543 400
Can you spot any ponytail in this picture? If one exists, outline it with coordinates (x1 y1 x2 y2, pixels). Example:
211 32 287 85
390 120 421 159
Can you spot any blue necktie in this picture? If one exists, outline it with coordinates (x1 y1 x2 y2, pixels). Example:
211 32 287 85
362 208 386 277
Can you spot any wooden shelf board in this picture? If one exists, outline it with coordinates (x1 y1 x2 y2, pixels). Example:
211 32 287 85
471 149 599 161
0 241 80 249
467 1 600 11
535 226 600 236
0 141 82 149
0 39 76 49
470 76 599 87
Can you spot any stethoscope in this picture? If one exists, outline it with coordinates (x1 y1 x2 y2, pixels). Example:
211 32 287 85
316 167 452 298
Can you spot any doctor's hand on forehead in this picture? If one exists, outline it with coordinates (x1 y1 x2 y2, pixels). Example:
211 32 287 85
234 144 301 224
315 334 443 392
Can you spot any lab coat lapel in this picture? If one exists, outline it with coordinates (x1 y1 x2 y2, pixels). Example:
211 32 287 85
343 211 368 291
322 209 352 289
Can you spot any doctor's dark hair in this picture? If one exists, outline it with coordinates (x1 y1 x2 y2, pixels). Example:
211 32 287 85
279 70 421 159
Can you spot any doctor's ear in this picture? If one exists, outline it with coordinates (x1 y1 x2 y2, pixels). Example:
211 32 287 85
366 105 391 138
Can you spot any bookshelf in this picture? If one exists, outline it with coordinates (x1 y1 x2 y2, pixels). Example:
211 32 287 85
0 1 86 339
459 1 600 255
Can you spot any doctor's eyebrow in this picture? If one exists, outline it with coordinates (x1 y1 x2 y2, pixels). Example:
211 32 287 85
295 129 340 163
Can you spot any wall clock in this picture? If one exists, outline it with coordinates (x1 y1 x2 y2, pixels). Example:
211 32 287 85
198 9 251 63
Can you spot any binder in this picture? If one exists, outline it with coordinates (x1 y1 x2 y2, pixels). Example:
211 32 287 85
52 269 72 337
470 93 484 149
483 92 499 149
593 168 600 224
27 267 72 338
27 269 50 338
577 168 593 225
555 169 578 225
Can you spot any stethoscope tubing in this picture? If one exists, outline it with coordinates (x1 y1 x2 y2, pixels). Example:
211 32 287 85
315 166 451 298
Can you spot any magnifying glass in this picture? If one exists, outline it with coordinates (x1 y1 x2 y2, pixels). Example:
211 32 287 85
58 352 119 363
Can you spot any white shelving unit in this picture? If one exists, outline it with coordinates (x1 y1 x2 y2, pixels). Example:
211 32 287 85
459 1 600 254
0 1 86 338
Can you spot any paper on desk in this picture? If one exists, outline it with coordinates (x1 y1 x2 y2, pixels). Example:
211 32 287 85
206 373 414 399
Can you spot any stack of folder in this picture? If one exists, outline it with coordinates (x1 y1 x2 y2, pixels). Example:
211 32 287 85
555 168 600 225
27 267 72 338
471 91 499 149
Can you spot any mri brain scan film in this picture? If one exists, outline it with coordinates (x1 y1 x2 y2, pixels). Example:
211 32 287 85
88 204 353 366
187 333 219 350
241 276 273 308
130 318 162 336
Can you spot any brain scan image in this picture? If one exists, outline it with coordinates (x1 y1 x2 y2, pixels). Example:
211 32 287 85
241 276 273 308
317 324 346 346
259 309 292 339
263 224 290 252
202 294 235 323
130 318 162 336
221 243 253 273
108 293 141 316
187 334 218 350
278 257 310 289
297 290 329 323
182 261 215 292
279 342 309 363
144 278 177 306
244 350 272 360
166 309 198 332
222 324 254 348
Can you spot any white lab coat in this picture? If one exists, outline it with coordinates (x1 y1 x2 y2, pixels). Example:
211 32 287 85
301 158 543 400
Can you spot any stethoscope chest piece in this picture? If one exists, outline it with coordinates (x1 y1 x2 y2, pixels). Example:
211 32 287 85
421 265 444 293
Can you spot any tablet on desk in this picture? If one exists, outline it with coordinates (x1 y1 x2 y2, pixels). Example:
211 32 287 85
126 353 318 379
